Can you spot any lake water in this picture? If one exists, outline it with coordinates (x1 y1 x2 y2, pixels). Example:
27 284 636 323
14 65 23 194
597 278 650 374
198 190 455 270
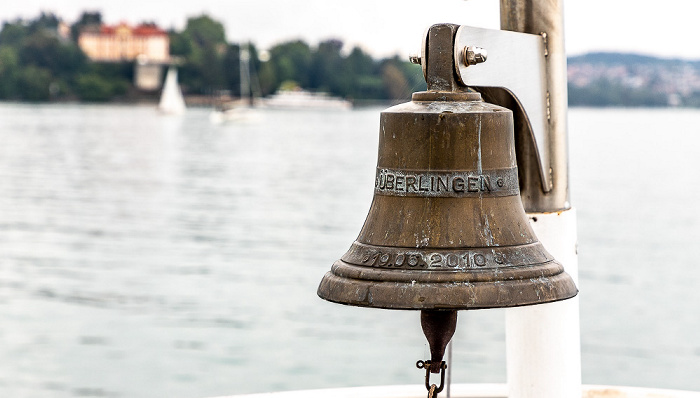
0 103 698 398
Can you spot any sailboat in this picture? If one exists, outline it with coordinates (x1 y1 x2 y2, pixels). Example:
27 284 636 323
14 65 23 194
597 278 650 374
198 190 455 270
210 43 260 124
158 66 186 115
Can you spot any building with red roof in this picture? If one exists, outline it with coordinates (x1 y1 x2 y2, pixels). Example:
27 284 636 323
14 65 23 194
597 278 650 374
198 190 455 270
78 22 170 63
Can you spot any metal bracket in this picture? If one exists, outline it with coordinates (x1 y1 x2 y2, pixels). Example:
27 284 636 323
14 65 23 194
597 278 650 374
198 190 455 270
452 26 552 193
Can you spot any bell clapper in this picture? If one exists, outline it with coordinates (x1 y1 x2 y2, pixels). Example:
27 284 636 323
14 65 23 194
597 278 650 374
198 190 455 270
420 310 457 372
417 310 457 398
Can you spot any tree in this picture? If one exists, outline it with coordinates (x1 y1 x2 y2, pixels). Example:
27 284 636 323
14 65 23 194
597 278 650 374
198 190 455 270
382 60 411 100
169 30 192 57
222 43 265 97
28 12 60 33
0 10 428 102
19 30 87 79
75 73 126 102
16 65 52 101
345 46 383 99
182 15 226 47
347 46 375 76
268 40 312 89
396 57 426 94
310 39 348 95
177 14 228 93
70 11 101 41
0 45 20 98
0 20 29 47
222 44 242 95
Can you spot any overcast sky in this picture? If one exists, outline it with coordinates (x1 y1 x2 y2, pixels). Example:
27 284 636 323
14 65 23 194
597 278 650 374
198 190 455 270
2 0 699 60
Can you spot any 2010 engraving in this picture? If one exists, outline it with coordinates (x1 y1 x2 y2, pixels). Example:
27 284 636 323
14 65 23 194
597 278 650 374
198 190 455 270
343 242 553 271
358 248 496 269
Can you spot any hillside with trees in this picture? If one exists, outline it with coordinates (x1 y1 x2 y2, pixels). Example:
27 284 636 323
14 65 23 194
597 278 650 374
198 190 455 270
0 12 425 103
3 12 700 107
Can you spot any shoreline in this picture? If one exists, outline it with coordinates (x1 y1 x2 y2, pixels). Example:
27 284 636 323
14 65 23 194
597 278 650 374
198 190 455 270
1 98 698 110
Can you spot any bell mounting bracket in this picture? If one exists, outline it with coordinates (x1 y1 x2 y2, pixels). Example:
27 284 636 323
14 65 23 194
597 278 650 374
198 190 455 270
418 24 554 193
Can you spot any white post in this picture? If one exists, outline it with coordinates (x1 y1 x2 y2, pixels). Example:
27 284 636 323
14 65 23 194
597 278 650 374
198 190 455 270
446 341 452 398
506 208 581 398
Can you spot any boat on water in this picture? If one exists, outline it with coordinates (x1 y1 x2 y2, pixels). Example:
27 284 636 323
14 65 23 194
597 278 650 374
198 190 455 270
210 43 260 124
158 66 186 115
209 100 260 124
210 43 350 122
261 88 352 110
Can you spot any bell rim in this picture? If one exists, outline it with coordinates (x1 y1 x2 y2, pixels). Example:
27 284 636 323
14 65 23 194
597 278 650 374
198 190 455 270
317 264 578 310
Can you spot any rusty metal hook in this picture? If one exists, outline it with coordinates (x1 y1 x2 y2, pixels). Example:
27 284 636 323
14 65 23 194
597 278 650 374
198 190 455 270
416 360 447 397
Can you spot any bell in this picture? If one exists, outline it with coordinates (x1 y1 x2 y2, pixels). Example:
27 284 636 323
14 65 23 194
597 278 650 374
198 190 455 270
317 23 577 384
317 88 577 310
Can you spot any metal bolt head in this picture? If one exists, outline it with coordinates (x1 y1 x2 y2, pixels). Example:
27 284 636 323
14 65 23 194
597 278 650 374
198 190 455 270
463 46 487 66
409 54 422 65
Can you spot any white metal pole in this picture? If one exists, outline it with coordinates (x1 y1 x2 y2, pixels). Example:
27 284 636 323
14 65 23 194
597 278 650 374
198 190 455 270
499 1 582 396
505 208 581 398
446 341 452 398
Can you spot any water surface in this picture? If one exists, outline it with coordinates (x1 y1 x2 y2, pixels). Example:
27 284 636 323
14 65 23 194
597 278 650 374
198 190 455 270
0 104 698 397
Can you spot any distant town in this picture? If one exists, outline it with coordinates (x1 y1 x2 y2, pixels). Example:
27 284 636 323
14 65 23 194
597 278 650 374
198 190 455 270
567 53 700 107
1 11 700 107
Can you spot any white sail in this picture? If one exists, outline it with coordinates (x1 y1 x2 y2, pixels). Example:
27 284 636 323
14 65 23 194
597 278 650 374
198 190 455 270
158 66 186 115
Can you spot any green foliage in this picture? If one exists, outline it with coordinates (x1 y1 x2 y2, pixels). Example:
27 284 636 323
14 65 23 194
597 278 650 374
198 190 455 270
0 21 29 47
29 12 60 33
90 62 133 81
175 14 228 94
396 59 427 93
183 15 226 47
71 11 101 41
168 30 191 57
381 62 411 100
309 39 346 94
261 40 422 100
222 44 243 95
19 31 87 79
6 10 700 107
75 73 128 102
16 65 52 101
76 63 131 101
0 11 427 102
76 74 111 101
0 45 19 98
256 60 277 95
266 40 312 91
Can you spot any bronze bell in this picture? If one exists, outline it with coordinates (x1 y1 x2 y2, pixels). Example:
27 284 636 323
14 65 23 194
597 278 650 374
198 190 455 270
317 23 577 387
317 88 577 309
